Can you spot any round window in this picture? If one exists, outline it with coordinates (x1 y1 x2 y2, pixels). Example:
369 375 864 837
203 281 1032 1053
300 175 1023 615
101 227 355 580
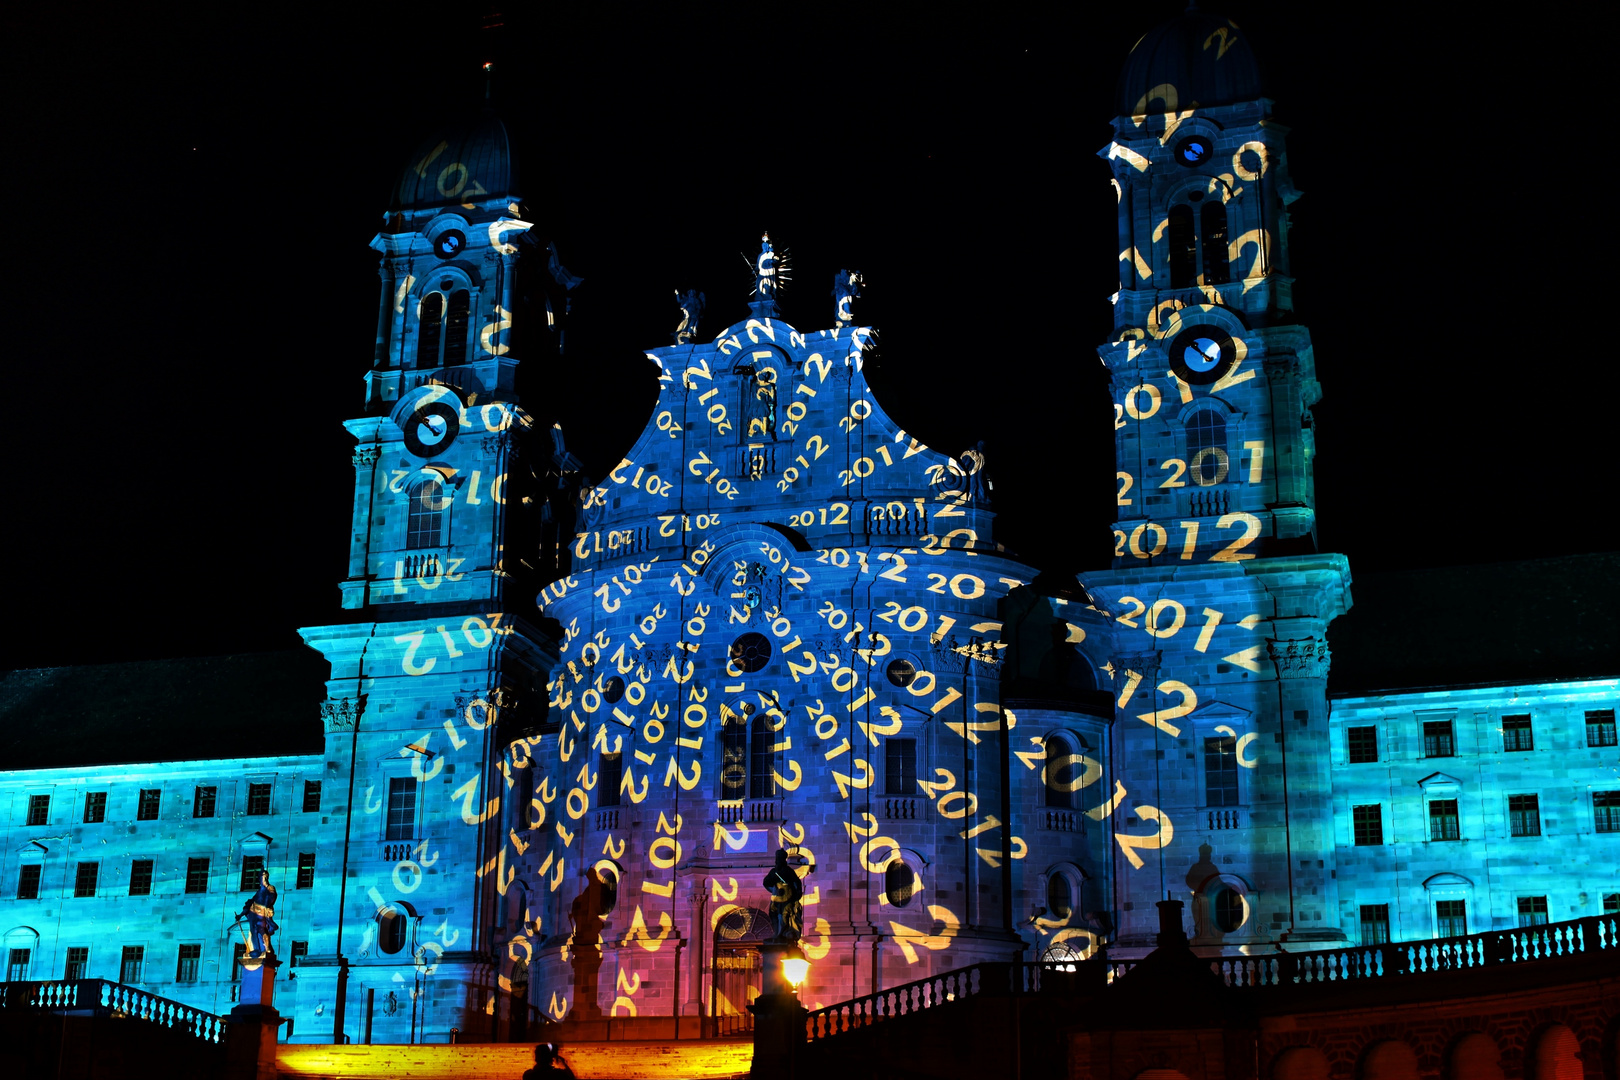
1173 135 1214 167
1213 888 1246 933
884 860 917 908
378 909 407 954
602 676 626 704
728 632 772 673
886 659 916 688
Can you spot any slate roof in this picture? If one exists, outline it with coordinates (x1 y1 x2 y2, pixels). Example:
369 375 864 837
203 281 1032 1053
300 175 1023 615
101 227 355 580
388 111 515 211
0 650 329 771
1116 7 1264 116
1327 553 1620 696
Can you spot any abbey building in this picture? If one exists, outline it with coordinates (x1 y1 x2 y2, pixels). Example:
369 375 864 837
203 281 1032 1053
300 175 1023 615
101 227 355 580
1 7 1614 1046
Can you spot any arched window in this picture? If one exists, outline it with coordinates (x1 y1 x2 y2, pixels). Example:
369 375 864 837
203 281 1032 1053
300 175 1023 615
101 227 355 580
416 294 443 369
718 710 748 800
749 711 778 799
406 479 444 549
1046 872 1073 920
1045 734 1078 809
1201 202 1231 284
1212 887 1245 932
443 290 470 365
1167 205 1197 288
1532 1025 1582 1080
740 365 778 442
378 907 407 954
598 750 622 807
884 860 917 908
1185 409 1228 486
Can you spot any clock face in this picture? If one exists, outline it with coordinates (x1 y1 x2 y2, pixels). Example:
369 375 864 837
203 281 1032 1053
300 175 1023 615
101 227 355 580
1174 135 1213 167
404 401 460 457
1168 325 1237 386
434 230 467 259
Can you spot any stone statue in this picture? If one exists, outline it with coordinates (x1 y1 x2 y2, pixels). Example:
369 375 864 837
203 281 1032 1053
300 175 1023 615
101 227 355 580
674 289 705 344
833 269 864 328
961 441 990 504
762 848 804 943
238 870 279 958
745 233 788 318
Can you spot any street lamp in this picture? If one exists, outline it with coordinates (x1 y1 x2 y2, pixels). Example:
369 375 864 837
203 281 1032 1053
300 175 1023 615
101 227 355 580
780 945 810 992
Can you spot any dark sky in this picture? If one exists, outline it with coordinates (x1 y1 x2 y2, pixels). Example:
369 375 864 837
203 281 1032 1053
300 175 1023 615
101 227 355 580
8 3 1609 669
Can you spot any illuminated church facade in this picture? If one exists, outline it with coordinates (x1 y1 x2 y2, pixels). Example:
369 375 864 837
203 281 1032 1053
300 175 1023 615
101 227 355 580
1 8 1615 1046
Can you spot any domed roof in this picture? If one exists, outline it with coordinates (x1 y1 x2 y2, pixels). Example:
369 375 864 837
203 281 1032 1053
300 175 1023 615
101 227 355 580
389 111 516 212
1116 7 1262 117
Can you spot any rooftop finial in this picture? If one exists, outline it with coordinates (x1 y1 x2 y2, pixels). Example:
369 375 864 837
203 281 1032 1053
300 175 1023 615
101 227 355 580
483 61 495 101
744 232 789 320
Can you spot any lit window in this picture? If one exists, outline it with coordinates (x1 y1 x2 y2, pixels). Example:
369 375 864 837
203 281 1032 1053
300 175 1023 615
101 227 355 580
1204 736 1239 807
1359 904 1390 944
302 781 322 813
176 944 201 983
296 852 316 890
17 865 42 900
247 783 272 816
194 786 217 819
1517 896 1549 927
120 946 144 984
83 792 106 824
1502 715 1533 752
27 794 50 826
1429 799 1460 841
137 789 161 821
1508 794 1541 837
385 777 416 841
1436 899 1467 938
8 948 32 982
406 480 444 550
1347 726 1378 764
1587 710 1617 748
185 857 210 894
129 860 154 896
1595 791 1620 833
1423 720 1455 757
885 738 917 796
64 947 88 981
598 751 622 808
1352 804 1382 846
240 856 265 892
74 862 99 898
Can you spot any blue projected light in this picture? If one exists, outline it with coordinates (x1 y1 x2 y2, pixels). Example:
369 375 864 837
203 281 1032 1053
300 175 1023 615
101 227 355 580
1184 338 1223 372
1175 135 1213 166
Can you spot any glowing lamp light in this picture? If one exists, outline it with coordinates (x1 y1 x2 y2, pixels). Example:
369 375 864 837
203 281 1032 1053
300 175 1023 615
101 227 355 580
780 946 810 991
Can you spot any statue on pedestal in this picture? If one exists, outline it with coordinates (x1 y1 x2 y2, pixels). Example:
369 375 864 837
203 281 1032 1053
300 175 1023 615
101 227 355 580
762 849 804 943
238 870 279 958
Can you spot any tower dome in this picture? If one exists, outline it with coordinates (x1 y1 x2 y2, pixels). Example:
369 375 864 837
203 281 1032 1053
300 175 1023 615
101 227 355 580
1115 6 1262 117
388 110 515 212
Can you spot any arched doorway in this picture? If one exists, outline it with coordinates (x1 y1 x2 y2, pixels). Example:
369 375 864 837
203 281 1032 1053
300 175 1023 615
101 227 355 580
1448 1032 1504 1080
1531 1024 1582 1080
711 906 772 1036
1271 1046 1330 1080
1361 1039 1420 1080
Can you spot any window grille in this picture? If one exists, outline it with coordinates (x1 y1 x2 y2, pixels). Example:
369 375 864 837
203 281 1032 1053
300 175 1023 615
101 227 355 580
1508 794 1541 837
1587 709 1618 747
1502 714 1533 752
120 946 144 984
8 948 31 982
296 852 316 890
27 794 49 825
885 738 917 796
1186 410 1228 486
302 781 322 813
194 786 217 818
74 862 99 898
1605 893 1620 914
718 712 748 801
1595 791 1620 833
406 480 444 549
385 777 416 841
1204 736 1239 807
185 857 210 894
129 860 154 896
1423 720 1455 757
137 789 161 821
64 947 88 981
1517 896 1549 926
240 855 265 892
749 712 779 799
247 783 271 816
1347 726 1378 764
17 865 41 899
1352 804 1382 846
84 791 106 823
1436 899 1467 938
176 944 200 983
1429 799 1460 841
1359 904 1390 944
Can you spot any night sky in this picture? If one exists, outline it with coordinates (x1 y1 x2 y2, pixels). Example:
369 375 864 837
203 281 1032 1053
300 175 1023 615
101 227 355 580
9 3 1609 669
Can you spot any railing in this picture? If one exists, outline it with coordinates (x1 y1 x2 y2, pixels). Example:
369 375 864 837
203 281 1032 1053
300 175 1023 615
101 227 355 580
0 979 226 1043
806 963 992 1042
883 798 918 820
1208 809 1242 830
382 841 416 862
594 808 620 831
1038 809 1079 832
716 799 781 824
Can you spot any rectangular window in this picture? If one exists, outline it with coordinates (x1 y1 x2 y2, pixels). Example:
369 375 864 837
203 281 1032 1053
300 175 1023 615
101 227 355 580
1429 799 1461 841
129 859 154 896
74 862 99 898
1595 791 1620 833
296 852 316 890
406 480 444 549
1423 720 1455 758
137 789 161 821
1347 726 1379 764
1436 899 1467 938
290 941 309 967
16 865 41 900
1517 896 1550 926
1502 714 1534 752
246 783 272 816
885 738 918 795
176 944 201 983
385 777 416 841
26 794 49 826
302 780 322 813
185 857 209 894
240 855 265 892
83 791 107 824
1352 804 1383 846
7 948 30 982
1509 794 1541 837
1589 709 1618 747
598 752 622 808
193 786 217 819
64 947 88 981
1359 904 1390 945
120 946 144 984
1204 736 1240 807
1605 893 1620 914
231 943 247 982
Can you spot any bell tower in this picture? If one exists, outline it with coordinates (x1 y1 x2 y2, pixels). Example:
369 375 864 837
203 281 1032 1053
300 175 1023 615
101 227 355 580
294 102 570 1043
1083 9 1353 954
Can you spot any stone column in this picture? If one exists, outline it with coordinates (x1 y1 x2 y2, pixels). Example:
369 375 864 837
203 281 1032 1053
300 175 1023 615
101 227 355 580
225 956 281 1080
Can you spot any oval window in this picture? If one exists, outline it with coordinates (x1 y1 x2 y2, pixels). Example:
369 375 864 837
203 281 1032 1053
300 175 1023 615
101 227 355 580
603 676 626 704
1213 888 1246 932
886 659 916 688
884 860 917 908
378 909 407 954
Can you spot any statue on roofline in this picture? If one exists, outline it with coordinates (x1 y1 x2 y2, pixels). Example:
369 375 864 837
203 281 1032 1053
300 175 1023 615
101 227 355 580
674 289 705 344
833 269 863 328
